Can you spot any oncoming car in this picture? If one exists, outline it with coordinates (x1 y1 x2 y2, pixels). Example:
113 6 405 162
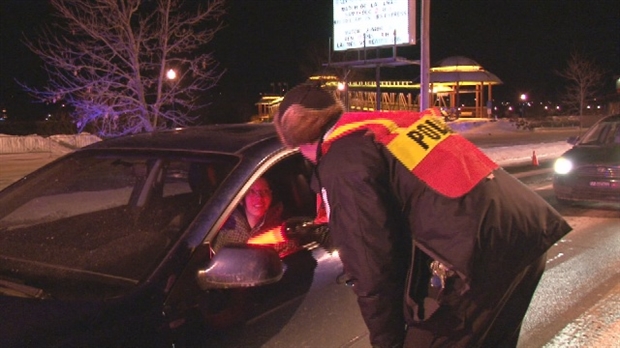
553 114 620 205
0 124 368 347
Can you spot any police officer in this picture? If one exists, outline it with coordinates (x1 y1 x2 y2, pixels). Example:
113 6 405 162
273 83 571 348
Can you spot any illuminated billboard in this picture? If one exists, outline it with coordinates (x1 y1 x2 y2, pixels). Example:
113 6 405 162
333 0 416 51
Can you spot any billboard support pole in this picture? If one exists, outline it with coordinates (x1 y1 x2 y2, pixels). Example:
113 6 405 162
328 37 332 65
376 65 381 111
420 0 431 110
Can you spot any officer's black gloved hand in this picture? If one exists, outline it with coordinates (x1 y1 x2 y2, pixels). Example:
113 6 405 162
282 217 333 251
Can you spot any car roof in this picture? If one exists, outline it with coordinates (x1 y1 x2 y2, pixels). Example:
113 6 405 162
84 123 283 155
599 114 620 123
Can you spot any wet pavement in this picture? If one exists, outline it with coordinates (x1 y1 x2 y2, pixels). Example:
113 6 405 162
543 283 620 347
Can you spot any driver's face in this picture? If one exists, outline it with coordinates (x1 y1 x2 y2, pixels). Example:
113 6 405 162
243 178 272 220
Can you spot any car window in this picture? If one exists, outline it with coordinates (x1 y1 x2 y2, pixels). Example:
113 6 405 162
0 150 237 299
608 122 620 144
211 153 316 257
579 120 620 146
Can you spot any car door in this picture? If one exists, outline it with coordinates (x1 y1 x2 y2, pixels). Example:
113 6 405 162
167 152 370 347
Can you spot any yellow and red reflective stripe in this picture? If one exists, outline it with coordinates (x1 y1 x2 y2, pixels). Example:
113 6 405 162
324 118 399 143
385 115 454 171
322 108 498 198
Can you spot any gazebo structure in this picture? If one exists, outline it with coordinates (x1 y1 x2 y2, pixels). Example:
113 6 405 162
254 56 503 120
254 95 283 122
426 56 503 118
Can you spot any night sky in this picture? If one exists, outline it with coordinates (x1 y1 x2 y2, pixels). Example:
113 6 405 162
1 0 618 122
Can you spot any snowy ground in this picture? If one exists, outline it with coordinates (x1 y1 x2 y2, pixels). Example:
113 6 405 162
480 141 570 166
453 119 573 166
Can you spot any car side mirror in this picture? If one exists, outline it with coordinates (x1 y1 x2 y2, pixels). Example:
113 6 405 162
196 244 284 290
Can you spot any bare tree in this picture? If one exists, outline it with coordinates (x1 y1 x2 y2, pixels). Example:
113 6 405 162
556 51 605 116
20 0 226 137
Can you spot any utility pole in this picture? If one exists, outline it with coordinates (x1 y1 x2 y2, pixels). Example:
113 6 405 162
419 0 431 110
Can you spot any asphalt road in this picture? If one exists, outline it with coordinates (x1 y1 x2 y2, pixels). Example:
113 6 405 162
507 166 620 348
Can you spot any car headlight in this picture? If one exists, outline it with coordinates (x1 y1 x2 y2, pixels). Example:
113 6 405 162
554 157 573 175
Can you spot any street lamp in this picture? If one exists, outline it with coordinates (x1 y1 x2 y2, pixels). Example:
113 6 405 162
166 69 177 115
166 69 177 81
520 94 527 118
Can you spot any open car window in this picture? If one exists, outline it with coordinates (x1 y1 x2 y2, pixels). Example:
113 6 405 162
211 153 316 257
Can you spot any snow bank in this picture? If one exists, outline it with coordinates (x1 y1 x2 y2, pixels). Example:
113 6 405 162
0 133 101 155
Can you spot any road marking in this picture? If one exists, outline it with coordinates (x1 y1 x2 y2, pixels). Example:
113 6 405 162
512 167 552 179
534 184 553 191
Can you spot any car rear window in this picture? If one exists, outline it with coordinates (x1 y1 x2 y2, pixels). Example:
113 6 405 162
579 120 620 146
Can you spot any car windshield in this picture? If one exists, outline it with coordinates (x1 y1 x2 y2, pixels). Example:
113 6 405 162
0 150 237 299
578 119 620 146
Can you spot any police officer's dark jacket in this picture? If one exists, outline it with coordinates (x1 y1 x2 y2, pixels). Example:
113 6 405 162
312 109 572 347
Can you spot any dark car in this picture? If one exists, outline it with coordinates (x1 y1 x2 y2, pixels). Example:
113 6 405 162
0 124 369 347
553 114 620 204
